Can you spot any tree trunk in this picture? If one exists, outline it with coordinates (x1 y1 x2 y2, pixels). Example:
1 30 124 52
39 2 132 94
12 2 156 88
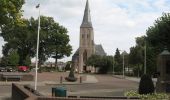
55 58 58 70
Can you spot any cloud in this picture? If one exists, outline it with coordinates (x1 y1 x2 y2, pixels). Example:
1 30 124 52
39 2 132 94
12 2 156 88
1 0 170 62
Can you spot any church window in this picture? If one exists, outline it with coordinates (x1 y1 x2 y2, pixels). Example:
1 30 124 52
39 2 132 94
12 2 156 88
82 34 84 38
87 34 89 38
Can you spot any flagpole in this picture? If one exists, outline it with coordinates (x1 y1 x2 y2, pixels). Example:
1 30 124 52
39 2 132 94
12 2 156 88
35 4 40 90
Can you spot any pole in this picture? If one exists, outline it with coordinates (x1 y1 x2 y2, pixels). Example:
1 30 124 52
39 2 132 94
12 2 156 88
35 4 40 90
123 52 125 78
113 57 114 75
144 41 146 74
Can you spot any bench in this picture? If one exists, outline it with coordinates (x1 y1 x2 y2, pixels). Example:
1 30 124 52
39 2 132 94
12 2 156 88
3 75 22 82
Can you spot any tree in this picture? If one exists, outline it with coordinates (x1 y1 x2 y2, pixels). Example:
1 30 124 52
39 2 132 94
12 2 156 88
98 56 113 74
7 50 19 67
146 13 170 53
0 57 8 67
65 61 72 71
87 55 113 74
1 18 36 65
145 13 170 75
0 0 25 28
86 55 102 68
1 16 72 67
129 46 143 76
23 55 31 66
114 48 122 73
138 74 154 94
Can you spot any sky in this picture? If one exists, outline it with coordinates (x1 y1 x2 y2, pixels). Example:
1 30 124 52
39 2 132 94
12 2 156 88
1 0 170 62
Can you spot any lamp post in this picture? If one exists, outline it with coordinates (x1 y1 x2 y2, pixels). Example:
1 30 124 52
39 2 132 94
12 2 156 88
35 4 40 90
119 50 125 78
112 56 114 75
144 41 146 74
122 51 125 78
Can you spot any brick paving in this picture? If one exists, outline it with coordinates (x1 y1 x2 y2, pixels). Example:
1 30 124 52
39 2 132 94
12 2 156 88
0 72 139 98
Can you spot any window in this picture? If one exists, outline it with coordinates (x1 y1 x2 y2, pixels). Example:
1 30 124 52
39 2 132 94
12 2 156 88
82 34 84 38
166 61 170 74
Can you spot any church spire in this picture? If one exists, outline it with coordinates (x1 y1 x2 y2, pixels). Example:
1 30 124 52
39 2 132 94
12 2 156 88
81 0 93 28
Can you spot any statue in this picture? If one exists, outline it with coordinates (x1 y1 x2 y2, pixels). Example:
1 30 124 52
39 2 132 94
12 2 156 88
65 64 77 82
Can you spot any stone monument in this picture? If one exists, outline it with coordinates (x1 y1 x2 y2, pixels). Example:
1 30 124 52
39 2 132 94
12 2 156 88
156 48 170 93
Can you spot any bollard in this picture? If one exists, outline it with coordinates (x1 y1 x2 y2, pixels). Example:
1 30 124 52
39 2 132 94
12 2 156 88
60 76 63 84
52 88 55 97
80 76 82 83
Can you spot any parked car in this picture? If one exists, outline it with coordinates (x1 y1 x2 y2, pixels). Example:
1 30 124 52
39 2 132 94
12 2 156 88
7 67 14 72
18 66 29 72
0 67 7 72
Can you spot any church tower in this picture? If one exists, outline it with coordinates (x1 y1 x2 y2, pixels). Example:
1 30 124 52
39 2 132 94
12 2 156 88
78 0 95 73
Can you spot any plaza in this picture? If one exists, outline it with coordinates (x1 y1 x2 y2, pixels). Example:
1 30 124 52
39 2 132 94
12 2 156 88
0 72 139 99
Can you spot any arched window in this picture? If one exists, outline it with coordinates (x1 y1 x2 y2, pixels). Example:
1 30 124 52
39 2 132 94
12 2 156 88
83 50 87 64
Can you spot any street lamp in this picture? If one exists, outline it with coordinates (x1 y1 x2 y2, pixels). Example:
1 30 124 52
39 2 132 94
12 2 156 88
144 41 146 74
122 51 125 78
112 56 114 75
119 50 125 78
35 4 40 90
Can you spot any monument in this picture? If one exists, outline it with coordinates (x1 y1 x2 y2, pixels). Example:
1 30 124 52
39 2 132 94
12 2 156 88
72 0 106 73
156 48 170 93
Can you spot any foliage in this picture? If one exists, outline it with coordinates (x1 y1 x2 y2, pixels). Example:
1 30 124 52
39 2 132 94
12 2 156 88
1 19 36 65
0 0 25 27
128 13 170 76
98 56 113 74
114 48 122 72
65 61 71 71
125 90 169 100
144 13 170 75
1 16 72 66
86 55 102 68
87 55 113 74
23 55 31 66
146 13 170 54
7 50 19 67
0 57 8 67
138 74 155 94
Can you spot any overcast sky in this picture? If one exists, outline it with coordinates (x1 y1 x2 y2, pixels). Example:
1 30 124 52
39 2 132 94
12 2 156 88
1 0 170 62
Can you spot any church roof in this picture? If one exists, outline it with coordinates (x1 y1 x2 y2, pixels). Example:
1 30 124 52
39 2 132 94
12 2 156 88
72 48 79 61
95 44 107 56
80 0 93 28
160 48 170 55
72 45 106 61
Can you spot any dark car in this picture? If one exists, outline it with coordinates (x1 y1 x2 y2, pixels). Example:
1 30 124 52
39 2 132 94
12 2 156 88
0 67 7 72
7 67 14 72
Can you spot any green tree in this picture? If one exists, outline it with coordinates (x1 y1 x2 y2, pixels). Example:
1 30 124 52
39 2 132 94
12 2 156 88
86 55 102 68
1 16 72 67
142 13 170 75
129 46 143 76
133 13 170 75
1 19 36 65
7 50 19 67
114 48 122 73
146 13 170 53
0 0 25 27
87 55 113 74
0 57 8 67
23 55 31 66
65 61 72 71
98 56 113 74
138 74 155 94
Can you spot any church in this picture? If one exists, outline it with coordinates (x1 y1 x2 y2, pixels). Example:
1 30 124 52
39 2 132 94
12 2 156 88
72 0 106 73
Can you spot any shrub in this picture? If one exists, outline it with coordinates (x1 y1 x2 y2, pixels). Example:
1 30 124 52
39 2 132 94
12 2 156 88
125 90 169 100
138 74 155 94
